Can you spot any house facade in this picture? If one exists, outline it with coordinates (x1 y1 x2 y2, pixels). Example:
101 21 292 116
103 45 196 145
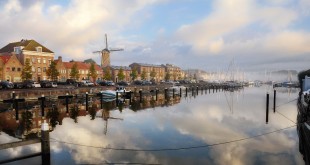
129 63 165 81
55 56 103 82
0 53 23 82
0 39 54 81
163 64 182 81
109 66 131 82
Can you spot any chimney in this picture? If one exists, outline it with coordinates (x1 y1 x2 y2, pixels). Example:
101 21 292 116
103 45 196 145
58 56 62 62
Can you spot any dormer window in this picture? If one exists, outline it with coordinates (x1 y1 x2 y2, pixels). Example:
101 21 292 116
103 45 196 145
14 47 20 54
36 46 42 52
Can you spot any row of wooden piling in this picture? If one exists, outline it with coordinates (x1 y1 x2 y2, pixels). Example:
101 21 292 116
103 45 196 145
266 89 277 123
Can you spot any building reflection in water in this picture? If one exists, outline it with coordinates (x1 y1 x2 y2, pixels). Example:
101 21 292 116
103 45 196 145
0 93 181 139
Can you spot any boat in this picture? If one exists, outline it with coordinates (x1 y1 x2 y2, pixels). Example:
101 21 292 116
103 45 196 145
115 86 130 95
100 90 116 98
168 84 187 91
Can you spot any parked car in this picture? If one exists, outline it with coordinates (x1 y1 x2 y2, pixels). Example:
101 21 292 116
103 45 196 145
81 80 94 87
66 79 77 85
0 81 14 89
22 80 34 88
117 81 130 86
99 81 109 86
51 82 58 88
142 80 152 85
40 80 52 88
13 82 23 89
106 81 115 86
133 80 143 85
32 82 41 88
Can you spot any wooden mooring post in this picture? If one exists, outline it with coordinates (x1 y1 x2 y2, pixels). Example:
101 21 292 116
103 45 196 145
273 89 276 113
96 92 104 109
3 93 25 121
139 89 142 103
185 87 188 97
0 121 50 164
41 121 50 165
58 93 73 114
179 88 182 97
155 88 158 101
38 95 46 118
266 93 269 123
85 92 89 111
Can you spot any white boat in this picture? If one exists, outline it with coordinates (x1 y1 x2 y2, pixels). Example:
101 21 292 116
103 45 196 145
100 90 116 98
115 86 129 94
169 84 187 91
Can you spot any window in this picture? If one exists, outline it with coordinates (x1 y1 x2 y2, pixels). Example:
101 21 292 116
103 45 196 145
17 68 21 71
32 66 36 72
38 67 41 73
48 59 51 65
12 67 15 71
43 67 46 72
36 47 42 52
37 58 41 63
43 58 46 64
32 57 36 63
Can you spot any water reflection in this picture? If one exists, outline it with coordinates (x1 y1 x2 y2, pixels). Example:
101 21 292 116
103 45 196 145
0 86 304 164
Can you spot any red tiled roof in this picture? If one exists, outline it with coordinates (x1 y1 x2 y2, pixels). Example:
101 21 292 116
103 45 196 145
63 61 102 71
0 55 11 64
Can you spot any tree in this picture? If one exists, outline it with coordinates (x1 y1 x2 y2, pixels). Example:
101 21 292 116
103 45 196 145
21 59 33 80
46 61 59 81
130 67 138 81
150 68 156 81
88 63 98 82
141 70 147 80
21 110 33 133
46 105 59 130
165 72 171 81
173 72 177 81
70 63 80 80
117 67 125 81
103 67 112 80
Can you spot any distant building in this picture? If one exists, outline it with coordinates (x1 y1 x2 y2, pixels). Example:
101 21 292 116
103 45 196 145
129 63 165 81
163 64 182 81
0 39 54 81
55 56 103 82
109 66 131 82
0 53 23 82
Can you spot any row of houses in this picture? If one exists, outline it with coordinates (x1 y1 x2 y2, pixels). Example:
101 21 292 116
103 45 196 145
0 39 186 82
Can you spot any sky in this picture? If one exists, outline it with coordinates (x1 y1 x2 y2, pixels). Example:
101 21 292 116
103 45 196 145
0 0 309 73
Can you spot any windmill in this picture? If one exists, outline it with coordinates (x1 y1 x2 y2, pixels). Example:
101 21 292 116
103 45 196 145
93 34 124 68
101 109 123 135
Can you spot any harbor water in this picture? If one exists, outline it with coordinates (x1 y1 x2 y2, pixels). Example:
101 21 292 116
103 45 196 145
0 86 303 164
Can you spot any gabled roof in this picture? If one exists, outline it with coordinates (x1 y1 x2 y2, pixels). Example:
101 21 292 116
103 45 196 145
130 62 162 68
0 55 11 64
0 39 53 53
110 65 131 70
63 61 102 71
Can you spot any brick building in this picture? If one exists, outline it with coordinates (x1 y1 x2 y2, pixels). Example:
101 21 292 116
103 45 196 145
55 56 103 82
0 39 54 81
109 66 131 82
129 63 165 82
0 53 23 82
